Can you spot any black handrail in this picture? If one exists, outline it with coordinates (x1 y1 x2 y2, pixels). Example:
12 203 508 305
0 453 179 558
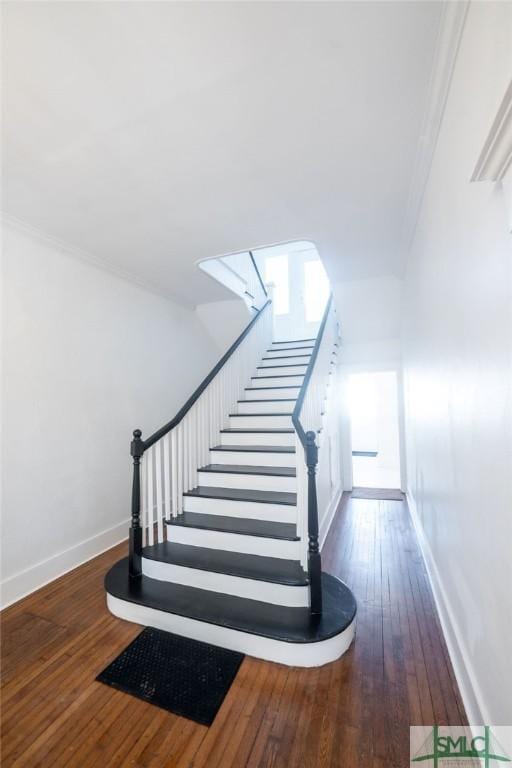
291 294 333 615
143 299 272 450
249 251 268 299
292 294 333 444
128 298 272 577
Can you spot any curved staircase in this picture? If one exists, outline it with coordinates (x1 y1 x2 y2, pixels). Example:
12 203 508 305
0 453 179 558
106 298 357 667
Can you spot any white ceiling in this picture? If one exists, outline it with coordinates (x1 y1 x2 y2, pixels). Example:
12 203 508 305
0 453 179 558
3 1 443 306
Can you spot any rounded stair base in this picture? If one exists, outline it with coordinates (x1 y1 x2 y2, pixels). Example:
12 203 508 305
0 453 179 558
105 558 357 668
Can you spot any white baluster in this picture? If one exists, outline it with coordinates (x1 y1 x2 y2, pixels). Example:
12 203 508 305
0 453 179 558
163 432 171 521
155 440 163 543
141 451 147 547
147 446 154 546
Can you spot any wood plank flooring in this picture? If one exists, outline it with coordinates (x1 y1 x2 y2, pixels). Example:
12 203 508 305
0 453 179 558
0 494 466 767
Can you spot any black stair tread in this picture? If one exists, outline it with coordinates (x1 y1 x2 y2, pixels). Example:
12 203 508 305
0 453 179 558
230 412 293 417
142 542 308 586
211 444 295 453
251 374 304 380
166 511 299 540
257 364 308 369
273 337 316 343
266 346 314 352
199 463 295 477
184 486 296 505
106 560 357 644
239 398 297 403
220 428 294 434
245 386 300 391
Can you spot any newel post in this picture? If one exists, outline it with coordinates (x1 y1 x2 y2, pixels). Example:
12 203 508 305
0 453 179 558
129 429 145 578
305 430 322 615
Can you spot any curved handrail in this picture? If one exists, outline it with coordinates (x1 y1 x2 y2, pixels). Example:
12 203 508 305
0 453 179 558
248 251 268 298
143 299 272 450
292 294 333 445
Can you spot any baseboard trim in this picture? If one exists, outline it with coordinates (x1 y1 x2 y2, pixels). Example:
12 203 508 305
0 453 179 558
320 485 343 551
407 490 488 725
0 519 129 609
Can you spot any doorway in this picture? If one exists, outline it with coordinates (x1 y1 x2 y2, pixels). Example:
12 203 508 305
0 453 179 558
261 243 329 340
347 370 401 489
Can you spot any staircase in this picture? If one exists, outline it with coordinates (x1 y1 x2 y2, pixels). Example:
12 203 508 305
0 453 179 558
106 295 357 667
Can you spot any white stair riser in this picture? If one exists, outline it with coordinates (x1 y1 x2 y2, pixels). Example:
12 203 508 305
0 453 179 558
107 594 356 667
229 414 292 429
237 400 296 414
168 525 300 559
256 365 307 377
198 470 295 492
141 558 309 607
265 349 313 359
271 341 315 350
220 431 295 447
251 375 304 387
209 449 295 467
183 494 296 522
244 387 300 400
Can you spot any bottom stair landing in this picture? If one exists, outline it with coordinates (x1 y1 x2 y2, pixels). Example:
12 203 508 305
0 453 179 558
105 559 357 667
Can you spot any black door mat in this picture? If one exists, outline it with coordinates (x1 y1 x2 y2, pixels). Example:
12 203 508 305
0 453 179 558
351 487 405 501
96 627 244 725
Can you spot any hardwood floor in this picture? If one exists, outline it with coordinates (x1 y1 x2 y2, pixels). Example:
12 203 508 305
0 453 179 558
0 494 466 767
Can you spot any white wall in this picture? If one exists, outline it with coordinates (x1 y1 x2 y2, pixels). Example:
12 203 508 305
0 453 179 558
333 275 403 367
1 221 216 607
195 297 250 354
402 2 512 724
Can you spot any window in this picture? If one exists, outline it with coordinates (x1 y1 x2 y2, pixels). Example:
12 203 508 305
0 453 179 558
304 259 329 322
264 254 289 315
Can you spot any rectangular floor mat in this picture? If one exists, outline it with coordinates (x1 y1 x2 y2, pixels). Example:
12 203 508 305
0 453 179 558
351 487 405 501
97 626 244 725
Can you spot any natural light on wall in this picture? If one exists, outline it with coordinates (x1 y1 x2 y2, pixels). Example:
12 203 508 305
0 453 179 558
304 259 330 322
264 254 289 315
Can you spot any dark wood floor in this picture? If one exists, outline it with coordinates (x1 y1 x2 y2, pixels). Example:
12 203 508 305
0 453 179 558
1 494 466 767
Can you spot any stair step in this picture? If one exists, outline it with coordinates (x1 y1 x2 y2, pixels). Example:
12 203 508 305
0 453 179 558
182 486 296 522
229 412 293 417
262 354 311 361
209 445 296 467
245 386 300 390
183 486 296 505
166 511 299 540
239 399 297 403
106 560 357 664
199 463 295 477
142 542 308 586
266 346 314 352
211 444 295 453
237 399 297 415
273 337 316 344
220 428 295 447
255 365 307 377
220 428 294 433
257 364 308 369
198 463 295 493
229 413 293 429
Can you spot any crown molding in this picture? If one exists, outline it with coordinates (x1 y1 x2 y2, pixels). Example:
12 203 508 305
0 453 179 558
471 79 512 183
1 212 192 308
402 1 469 254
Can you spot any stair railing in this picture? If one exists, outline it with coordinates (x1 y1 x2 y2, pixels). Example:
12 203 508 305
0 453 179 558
292 295 339 614
128 299 273 578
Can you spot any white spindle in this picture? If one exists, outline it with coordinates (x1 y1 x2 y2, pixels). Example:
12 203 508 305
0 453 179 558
147 446 154 546
155 439 163 542
163 432 171 522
